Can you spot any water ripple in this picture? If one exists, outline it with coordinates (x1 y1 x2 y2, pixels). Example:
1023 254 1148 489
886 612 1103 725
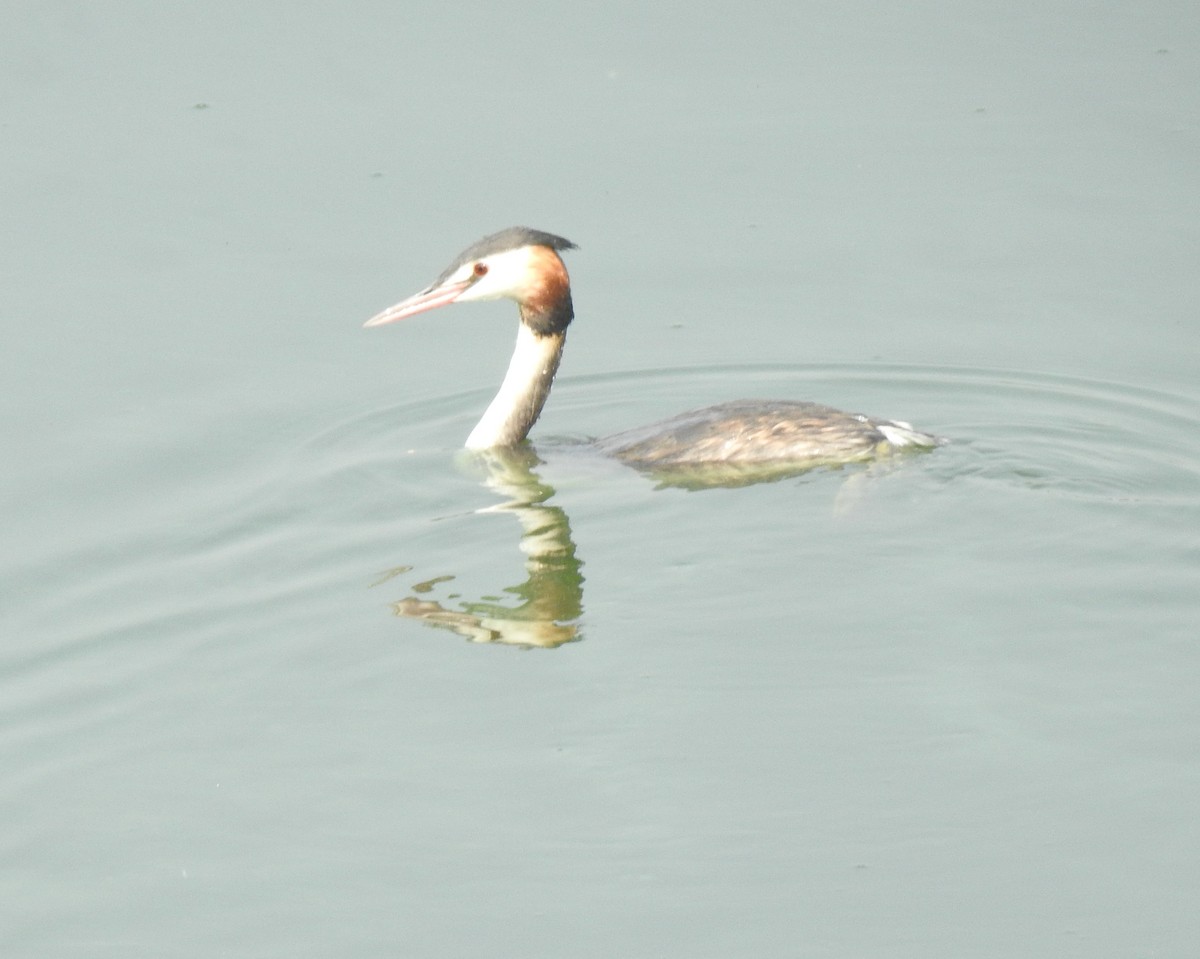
340 362 1200 504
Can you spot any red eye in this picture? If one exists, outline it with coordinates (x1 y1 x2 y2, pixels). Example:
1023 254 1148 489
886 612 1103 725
472 262 488 277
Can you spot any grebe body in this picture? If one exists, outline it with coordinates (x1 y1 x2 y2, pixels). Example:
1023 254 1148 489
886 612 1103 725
365 227 943 468
597 399 936 467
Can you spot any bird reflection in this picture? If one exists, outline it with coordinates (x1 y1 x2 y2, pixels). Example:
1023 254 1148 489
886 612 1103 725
380 447 583 648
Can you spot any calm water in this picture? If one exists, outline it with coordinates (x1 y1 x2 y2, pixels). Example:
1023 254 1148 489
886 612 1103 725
4 3 1199 957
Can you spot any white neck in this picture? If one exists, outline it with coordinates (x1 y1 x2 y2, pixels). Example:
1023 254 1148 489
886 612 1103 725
465 322 566 449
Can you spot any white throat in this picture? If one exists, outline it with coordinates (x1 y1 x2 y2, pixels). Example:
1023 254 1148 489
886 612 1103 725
465 322 566 449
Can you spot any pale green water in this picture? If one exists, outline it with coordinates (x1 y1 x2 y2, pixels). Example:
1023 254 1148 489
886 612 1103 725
4 3 1200 957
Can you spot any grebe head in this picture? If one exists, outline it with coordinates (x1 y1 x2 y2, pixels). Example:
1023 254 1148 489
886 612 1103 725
364 227 577 335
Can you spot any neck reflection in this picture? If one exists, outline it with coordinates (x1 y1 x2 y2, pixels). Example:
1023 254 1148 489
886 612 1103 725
380 447 584 648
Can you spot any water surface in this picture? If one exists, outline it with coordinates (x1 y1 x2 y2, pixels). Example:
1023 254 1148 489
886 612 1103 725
3 3 1199 957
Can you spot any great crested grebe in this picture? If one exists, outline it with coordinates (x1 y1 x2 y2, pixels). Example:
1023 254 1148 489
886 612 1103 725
365 227 943 469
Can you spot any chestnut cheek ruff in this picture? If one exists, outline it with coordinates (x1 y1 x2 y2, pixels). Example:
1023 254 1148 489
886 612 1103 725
519 246 574 337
